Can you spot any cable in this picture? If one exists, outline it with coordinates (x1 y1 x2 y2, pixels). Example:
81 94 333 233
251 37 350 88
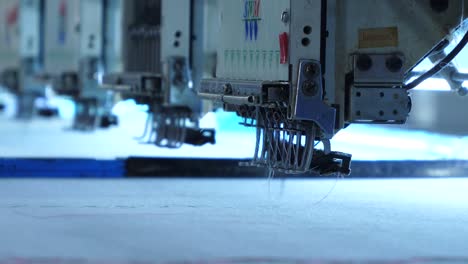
404 29 468 90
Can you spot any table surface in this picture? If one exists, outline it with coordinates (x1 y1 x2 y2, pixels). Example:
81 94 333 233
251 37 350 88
1 178 467 263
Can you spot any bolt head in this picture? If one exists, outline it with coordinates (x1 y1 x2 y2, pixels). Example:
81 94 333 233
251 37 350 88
356 54 373 72
281 11 289 23
302 81 318 96
386 55 403 73
304 63 320 78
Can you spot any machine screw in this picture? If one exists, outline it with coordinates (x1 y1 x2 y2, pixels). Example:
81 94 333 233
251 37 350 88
386 55 403 73
302 80 318 96
223 83 233 94
304 63 320 78
356 54 373 72
281 11 289 23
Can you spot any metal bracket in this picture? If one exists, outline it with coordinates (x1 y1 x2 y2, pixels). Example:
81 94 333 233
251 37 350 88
199 79 289 107
53 72 80 97
102 73 163 97
1 68 19 94
168 56 192 89
73 98 98 131
292 59 336 138
349 86 411 123
353 53 405 85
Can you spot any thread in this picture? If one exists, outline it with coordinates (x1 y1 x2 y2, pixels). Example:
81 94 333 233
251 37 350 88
462 0 465 24
309 176 340 206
